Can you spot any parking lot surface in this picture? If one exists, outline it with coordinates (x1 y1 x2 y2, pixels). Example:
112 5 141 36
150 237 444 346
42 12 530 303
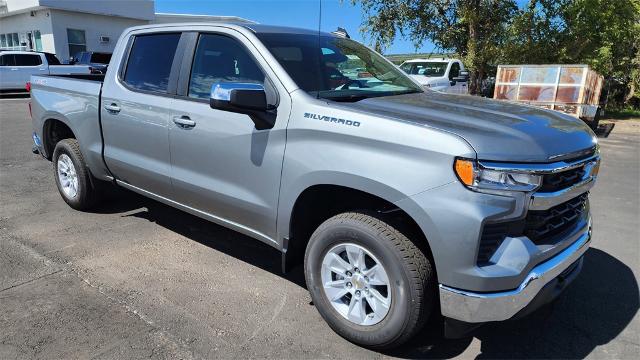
1 97 639 359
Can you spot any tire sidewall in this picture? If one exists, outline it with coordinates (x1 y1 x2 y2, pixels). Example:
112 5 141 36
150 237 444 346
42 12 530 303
53 140 89 209
305 219 417 347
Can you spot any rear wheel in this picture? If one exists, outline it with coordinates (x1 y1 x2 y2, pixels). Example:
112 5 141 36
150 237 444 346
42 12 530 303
304 212 435 349
52 138 98 210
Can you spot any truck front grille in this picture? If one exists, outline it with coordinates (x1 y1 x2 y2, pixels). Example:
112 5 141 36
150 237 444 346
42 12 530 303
524 194 588 244
477 194 588 265
539 166 586 193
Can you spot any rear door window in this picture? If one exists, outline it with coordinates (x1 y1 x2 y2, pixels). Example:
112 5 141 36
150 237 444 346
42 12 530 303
123 33 181 93
14 54 42 66
44 53 61 65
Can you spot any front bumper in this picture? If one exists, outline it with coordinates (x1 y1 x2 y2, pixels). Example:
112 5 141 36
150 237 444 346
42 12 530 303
439 222 591 323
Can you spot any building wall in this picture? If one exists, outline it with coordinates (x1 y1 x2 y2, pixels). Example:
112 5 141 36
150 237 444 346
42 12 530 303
49 9 146 60
2 0 154 20
0 9 54 52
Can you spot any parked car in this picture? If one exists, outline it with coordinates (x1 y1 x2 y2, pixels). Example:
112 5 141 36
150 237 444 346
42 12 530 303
0 51 90 91
400 58 469 94
30 23 599 349
69 51 112 74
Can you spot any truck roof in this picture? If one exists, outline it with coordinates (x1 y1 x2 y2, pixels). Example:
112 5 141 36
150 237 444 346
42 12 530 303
122 22 336 37
402 58 457 63
0 50 56 55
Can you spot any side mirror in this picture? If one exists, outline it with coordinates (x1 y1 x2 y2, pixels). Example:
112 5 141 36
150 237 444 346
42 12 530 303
68 57 76 65
453 70 470 82
210 82 276 130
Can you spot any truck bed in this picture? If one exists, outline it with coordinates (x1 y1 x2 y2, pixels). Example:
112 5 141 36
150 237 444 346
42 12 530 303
30 73 108 180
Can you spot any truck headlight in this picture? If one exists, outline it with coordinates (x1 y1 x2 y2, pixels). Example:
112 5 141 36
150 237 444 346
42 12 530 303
454 158 541 192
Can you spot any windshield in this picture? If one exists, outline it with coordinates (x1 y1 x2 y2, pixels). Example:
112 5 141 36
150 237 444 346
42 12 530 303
400 62 448 77
256 33 422 101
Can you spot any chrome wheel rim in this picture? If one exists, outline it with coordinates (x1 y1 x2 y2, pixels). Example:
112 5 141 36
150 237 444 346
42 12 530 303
321 243 392 326
57 154 78 198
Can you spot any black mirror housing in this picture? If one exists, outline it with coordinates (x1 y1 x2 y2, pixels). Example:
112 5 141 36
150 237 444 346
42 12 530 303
453 70 470 82
210 82 275 130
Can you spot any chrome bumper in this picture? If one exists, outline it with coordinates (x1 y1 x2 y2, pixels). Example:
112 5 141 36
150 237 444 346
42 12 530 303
439 223 591 323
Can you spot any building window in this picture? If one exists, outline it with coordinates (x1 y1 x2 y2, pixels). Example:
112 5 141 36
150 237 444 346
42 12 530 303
33 30 42 51
0 32 22 50
67 28 86 59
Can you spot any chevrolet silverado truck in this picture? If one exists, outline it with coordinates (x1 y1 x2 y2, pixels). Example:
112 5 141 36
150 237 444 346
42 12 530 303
399 58 469 94
30 23 599 349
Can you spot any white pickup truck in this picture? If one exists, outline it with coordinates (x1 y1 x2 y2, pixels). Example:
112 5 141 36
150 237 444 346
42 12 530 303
399 58 469 94
0 50 89 91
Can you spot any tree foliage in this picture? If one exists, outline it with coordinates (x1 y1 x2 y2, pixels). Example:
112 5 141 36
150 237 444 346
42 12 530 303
352 0 640 104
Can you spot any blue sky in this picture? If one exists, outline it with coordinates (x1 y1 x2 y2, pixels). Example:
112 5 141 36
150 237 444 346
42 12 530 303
154 0 438 55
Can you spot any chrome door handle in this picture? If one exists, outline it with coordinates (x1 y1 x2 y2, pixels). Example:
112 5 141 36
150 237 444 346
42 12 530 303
173 116 196 128
10 68 18 71
103 103 121 113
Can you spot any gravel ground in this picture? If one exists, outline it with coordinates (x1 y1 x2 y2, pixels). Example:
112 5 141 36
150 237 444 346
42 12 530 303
1 98 638 359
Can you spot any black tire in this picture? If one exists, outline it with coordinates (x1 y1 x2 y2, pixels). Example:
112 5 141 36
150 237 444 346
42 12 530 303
304 212 435 349
52 138 97 210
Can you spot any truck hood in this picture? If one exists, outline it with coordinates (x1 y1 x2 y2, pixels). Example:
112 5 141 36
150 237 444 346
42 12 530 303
341 91 597 162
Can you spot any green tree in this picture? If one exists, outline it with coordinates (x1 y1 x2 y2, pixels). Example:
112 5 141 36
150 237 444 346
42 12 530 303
556 0 639 106
353 0 640 106
351 0 518 94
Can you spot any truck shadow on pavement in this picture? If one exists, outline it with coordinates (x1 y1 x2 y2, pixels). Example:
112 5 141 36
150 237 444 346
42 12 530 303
93 187 638 359
389 248 639 359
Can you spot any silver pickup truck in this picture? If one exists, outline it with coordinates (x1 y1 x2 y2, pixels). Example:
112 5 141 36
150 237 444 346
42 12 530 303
30 23 599 349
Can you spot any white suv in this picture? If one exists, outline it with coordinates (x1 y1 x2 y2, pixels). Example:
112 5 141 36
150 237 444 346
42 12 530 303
0 51 90 91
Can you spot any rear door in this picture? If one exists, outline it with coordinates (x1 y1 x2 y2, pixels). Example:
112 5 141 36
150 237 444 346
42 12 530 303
167 30 291 241
0 54 16 89
14 54 47 88
100 32 184 197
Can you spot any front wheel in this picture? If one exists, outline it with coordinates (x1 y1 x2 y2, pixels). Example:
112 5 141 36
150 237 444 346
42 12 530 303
304 212 435 349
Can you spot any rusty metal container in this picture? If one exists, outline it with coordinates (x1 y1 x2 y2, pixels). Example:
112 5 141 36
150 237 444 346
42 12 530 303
494 64 604 128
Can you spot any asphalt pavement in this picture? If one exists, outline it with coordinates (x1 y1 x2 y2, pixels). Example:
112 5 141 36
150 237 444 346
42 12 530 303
1 97 638 359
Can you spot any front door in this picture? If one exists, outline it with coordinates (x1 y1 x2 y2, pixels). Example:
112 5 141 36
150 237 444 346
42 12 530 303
101 32 183 197
448 62 468 94
169 32 290 242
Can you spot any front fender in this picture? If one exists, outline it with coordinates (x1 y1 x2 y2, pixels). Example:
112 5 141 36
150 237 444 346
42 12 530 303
276 170 412 244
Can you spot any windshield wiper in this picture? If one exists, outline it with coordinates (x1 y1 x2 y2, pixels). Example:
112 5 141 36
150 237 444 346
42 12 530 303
326 94 372 102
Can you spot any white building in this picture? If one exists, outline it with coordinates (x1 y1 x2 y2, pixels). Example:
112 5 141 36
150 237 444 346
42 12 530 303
0 0 251 61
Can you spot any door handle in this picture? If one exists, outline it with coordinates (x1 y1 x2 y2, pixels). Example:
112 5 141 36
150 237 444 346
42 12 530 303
10 68 18 71
173 115 196 128
103 103 121 113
